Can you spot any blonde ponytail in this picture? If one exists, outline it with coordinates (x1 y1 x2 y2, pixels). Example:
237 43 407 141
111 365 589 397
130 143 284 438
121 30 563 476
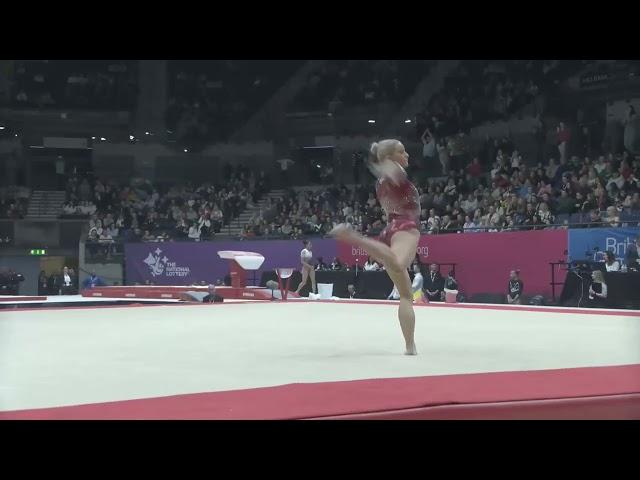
369 139 401 163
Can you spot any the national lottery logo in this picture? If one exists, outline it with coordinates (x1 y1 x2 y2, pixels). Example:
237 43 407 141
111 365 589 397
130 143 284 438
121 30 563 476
143 248 191 278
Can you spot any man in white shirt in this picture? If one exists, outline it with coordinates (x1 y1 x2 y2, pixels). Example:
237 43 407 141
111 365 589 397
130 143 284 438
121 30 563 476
427 209 440 232
461 194 478 214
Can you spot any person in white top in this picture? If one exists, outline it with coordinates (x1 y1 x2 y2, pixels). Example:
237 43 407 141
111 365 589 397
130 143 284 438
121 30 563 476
387 284 400 300
604 251 620 272
363 256 379 271
294 240 317 296
411 263 424 297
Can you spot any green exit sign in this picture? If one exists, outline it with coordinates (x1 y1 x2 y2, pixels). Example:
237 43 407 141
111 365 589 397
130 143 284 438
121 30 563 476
29 249 47 256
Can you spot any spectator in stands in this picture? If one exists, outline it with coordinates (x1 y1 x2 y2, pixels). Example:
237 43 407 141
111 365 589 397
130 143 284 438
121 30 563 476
363 256 380 271
537 202 554 225
330 257 344 271
82 272 107 289
424 264 444 302
436 139 450 174
281 219 293 236
198 213 212 238
463 215 477 232
315 257 328 271
98 229 115 257
62 201 77 216
188 223 200 241
142 229 155 242
421 127 437 168
586 209 602 228
604 251 621 272
507 270 524 304
556 190 575 215
605 206 620 228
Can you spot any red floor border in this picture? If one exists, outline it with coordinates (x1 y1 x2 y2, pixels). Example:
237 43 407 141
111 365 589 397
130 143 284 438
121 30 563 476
2 364 639 420
313 393 640 420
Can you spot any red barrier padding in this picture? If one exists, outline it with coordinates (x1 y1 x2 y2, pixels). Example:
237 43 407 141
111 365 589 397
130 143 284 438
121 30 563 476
0 296 47 302
2 364 638 420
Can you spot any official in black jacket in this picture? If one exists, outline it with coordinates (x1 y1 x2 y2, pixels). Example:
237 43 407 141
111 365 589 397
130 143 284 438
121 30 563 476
424 264 444 302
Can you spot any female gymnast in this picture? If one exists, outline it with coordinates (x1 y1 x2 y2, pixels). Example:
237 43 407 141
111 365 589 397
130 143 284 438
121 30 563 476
294 239 317 296
330 139 420 355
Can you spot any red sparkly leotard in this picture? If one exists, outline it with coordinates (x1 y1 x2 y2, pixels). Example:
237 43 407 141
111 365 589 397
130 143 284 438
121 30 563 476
375 165 420 245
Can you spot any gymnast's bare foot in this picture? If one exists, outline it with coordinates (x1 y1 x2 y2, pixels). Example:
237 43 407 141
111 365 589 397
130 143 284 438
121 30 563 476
404 343 418 355
329 224 360 242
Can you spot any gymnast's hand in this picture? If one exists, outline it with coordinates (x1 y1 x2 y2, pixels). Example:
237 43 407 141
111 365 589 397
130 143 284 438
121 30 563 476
368 159 405 186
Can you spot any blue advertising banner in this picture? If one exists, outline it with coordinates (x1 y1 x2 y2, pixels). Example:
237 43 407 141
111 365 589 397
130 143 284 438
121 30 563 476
568 227 640 261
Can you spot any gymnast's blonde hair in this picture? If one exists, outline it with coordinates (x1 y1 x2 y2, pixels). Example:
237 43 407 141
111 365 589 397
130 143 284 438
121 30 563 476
369 139 402 164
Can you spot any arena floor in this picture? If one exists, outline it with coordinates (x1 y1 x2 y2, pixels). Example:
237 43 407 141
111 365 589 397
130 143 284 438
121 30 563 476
1 299 639 419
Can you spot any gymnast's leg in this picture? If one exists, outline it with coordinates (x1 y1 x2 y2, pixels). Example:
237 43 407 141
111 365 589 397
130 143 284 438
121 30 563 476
331 224 419 354
295 265 309 295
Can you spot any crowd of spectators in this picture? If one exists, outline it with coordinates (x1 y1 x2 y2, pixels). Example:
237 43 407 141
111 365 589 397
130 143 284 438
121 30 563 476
59 165 271 257
0 186 29 219
237 146 640 240
8 60 138 110
238 183 384 240
290 60 435 113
